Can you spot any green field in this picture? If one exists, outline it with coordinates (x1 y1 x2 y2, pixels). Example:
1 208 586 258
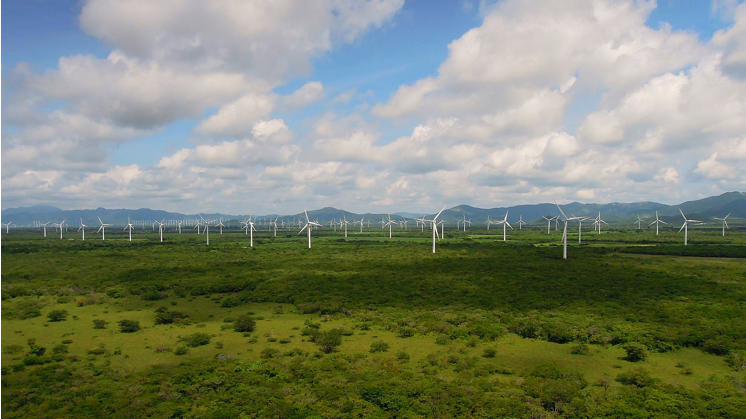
2 226 746 417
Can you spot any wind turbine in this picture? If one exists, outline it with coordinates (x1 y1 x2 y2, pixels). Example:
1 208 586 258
401 219 409 230
154 219 165 242
3 221 12 234
542 216 555 234
384 214 398 238
577 216 591 244
340 217 350 238
649 211 667 236
124 217 135 241
592 211 607 234
271 217 278 237
713 213 731 237
461 215 471 231
217 219 225 235
97 217 110 241
634 215 644 230
194 219 202 235
517 215 526 230
678 209 702 246
555 202 583 260
41 222 50 238
78 218 87 240
55 220 66 239
493 211 513 241
359 217 365 233
177 220 182 234
298 210 321 249
246 218 256 247
200 216 211 245
422 208 445 253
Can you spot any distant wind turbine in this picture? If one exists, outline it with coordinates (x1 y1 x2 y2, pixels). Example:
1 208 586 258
154 219 165 242
97 217 110 241
461 215 471 231
125 217 135 241
494 211 513 241
78 218 86 240
246 218 256 247
577 216 591 244
713 213 731 237
517 215 526 230
634 215 644 230
340 217 350 238
271 217 279 237
555 202 583 260
359 217 365 233
41 222 50 238
217 219 225 235
200 216 211 245
649 211 667 236
678 209 701 246
384 214 398 238
298 210 321 249
177 220 182 234
3 221 12 234
592 212 607 235
542 216 556 234
422 208 445 253
55 220 66 239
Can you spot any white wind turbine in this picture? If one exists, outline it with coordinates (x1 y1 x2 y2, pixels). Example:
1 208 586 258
78 218 87 240
422 208 445 253
517 215 526 230
592 211 607 234
55 220 66 239
177 220 182 234
200 216 211 245
634 215 644 230
125 217 135 241
384 214 398 238
271 217 279 237
41 222 50 238
542 216 556 234
461 215 471 231
3 221 12 234
340 217 350 238
298 210 321 249
97 217 110 241
194 219 202 235
713 213 731 237
678 209 701 246
247 218 256 247
359 217 365 233
577 216 591 244
154 219 165 242
649 211 667 236
555 202 583 260
217 218 225 235
494 211 513 241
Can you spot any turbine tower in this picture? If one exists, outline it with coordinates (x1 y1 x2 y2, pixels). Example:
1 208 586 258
542 216 556 234
3 221 12 234
41 222 50 238
340 217 350 238
359 217 365 233
592 211 607 234
494 211 513 241
517 215 526 230
555 202 583 260
154 219 165 242
577 216 590 244
97 217 110 240
649 211 667 236
383 214 398 238
271 217 279 237
125 217 135 241
461 215 471 231
247 218 256 247
713 213 731 237
200 216 211 245
177 220 183 234
298 210 321 249
55 220 66 239
678 209 702 246
421 208 445 253
217 219 225 235
78 218 87 240
634 215 644 230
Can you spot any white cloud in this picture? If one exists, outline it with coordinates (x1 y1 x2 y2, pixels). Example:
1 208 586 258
196 92 275 137
280 81 324 110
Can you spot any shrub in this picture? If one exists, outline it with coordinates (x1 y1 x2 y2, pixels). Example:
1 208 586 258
93 319 108 329
571 343 589 355
396 351 410 362
26 339 45 356
314 329 343 353
220 297 238 307
141 290 167 301
397 327 415 338
370 341 390 353
622 343 647 362
154 307 188 325
180 332 211 347
106 288 122 298
233 314 256 333
482 348 497 358
261 348 281 359
52 344 68 354
702 338 730 356
435 335 449 345
47 310 67 322
19 305 41 319
616 368 655 387
174 346 188 356
118 319 141 333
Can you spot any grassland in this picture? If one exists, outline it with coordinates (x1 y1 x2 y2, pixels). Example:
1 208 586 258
2 225 746 417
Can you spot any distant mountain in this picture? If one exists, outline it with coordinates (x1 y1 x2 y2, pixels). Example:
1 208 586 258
2 192 744 227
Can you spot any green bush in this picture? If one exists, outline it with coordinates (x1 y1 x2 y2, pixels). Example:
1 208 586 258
396 351 410 361
369 341 390 353
571 343 589 355
93 319 108 329
47 310 68 322
220 297 238 307
118 319 141 333
26 339 45 356
314 329 343 353
616 367 655 387
233 314 256 333
702 338 730 356
174 346 188 356
622 343 647 362
397 327 415 338
180 333 211 347
261 348 281 359
482 348 497 358
154 307 188 325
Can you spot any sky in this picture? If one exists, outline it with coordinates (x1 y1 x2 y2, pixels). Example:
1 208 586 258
2 0 746 214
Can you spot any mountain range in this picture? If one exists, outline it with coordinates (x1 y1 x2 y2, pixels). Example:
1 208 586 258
2 192 744 227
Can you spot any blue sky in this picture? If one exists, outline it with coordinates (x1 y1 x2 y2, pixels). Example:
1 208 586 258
2 0 746 213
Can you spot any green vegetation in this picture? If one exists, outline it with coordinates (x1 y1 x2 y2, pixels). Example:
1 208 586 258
2 227 745 416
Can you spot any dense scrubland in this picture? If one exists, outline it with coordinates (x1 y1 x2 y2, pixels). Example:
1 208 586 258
2 226 746 417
